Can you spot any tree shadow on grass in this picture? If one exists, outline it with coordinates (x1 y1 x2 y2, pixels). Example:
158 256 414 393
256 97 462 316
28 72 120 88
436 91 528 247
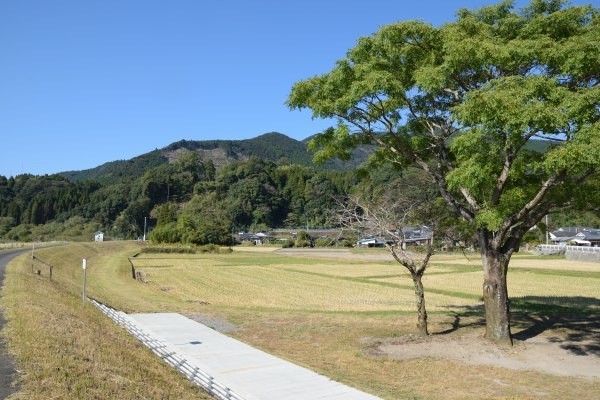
434 304 485 335
435 296 600 357
511 296 600 357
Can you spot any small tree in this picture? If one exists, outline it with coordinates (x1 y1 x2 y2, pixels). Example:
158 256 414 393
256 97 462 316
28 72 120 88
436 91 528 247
339 189 435 336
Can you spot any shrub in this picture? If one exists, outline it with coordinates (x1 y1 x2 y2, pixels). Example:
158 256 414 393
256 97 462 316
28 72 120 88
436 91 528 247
314 237 336 247
141 244 232 254
149 222 181 244
196 244 222 253
341 239 355 248
295 239 312 248
141 245 194 254
281 239 294 248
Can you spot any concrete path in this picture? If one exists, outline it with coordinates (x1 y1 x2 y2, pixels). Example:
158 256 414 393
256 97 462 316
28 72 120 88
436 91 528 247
129 313 382 400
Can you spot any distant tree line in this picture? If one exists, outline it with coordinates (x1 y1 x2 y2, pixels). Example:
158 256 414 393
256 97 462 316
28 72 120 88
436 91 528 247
1 151 597 245
0 153 361 243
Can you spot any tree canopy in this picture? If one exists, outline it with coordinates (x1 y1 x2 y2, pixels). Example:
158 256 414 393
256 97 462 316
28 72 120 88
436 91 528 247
288 0 599 344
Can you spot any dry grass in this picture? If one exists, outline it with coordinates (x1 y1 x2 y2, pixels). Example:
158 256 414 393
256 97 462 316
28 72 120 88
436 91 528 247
433 252 600 272
231 245 281 253
228 311 600 400
3 243 600 399
130 249 600 399
1 242 210 400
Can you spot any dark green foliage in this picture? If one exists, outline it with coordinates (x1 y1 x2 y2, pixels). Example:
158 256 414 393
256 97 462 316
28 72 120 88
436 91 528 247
1 130 594 246
150 203 178 227
141 243 230 254
294 230 313 247
164 133 313 166
60 132 371 184
149 222 181 244
0 174 100 226
141 244 195 254
61 150 167 184
0 153 357 243
314 237 336 247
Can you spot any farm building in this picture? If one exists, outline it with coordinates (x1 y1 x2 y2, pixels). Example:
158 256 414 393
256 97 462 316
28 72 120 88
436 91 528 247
94 231 104 242
238 232 273 245
357 226 433 248
402 226 433 246
357 238 386 248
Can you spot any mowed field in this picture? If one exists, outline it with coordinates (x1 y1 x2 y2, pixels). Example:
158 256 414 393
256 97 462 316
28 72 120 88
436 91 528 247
130 248 600 313
3 242 600 399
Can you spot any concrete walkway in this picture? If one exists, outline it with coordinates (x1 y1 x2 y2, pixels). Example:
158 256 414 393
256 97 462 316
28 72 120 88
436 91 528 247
128 313 382 400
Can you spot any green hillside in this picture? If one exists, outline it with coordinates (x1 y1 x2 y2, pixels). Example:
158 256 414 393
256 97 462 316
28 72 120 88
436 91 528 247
60 150 167 184
165 132 313 165
0 132 572 245
60 132 369 183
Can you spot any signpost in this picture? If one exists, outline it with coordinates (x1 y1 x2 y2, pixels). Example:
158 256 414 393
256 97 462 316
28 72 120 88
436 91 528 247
82 258 87 306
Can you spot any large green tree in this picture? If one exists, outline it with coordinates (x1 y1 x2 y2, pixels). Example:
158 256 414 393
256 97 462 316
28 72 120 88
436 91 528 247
288 0 599 344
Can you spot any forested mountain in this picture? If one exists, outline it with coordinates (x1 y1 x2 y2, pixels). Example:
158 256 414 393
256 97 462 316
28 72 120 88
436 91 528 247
0 132 377 243
60 132 370 184
1 132 585 245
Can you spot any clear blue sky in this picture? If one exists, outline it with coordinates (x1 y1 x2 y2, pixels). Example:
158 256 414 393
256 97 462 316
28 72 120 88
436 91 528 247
0 0 595 176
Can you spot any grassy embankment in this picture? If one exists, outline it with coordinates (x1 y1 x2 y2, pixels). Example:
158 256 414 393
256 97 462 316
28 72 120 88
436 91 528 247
3 242 600 399
1 241 210 400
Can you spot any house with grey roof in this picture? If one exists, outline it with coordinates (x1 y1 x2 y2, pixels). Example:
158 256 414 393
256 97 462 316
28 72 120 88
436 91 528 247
356 226 433 248
549 227 600 246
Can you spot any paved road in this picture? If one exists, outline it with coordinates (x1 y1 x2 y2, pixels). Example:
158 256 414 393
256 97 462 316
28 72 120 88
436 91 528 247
129 313 382 400
0 249 28 399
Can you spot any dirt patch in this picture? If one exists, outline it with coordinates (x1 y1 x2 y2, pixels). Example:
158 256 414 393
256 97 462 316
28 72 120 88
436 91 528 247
185 313 238 333
363 330 600 379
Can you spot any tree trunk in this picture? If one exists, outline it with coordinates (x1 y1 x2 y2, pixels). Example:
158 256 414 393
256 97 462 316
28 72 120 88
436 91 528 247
481 244 512 346
411 273 429 336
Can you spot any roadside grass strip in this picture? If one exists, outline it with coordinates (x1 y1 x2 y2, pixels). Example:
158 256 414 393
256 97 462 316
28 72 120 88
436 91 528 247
2 245 210 399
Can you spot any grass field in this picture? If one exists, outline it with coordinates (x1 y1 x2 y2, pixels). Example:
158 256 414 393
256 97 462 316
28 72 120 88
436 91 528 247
3 242 600 399
1 242 210 399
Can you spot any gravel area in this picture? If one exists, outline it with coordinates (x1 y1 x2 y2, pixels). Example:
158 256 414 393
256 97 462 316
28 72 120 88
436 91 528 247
184 313 238 332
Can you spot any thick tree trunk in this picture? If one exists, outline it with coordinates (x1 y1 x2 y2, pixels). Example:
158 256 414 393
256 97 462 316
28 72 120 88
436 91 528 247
411 273 429 336
481 243 513 346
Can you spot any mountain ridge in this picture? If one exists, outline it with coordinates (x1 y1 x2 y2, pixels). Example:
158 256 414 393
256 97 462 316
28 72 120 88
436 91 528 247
59 132 368 183
58 132 553 184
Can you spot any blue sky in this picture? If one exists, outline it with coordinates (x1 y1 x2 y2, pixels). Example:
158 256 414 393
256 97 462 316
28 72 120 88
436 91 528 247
0 0 596 176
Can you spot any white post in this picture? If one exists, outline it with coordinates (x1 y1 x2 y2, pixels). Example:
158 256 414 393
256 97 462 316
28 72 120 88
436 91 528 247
82 258 87 306
143 216 147 241
31 241 35 273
